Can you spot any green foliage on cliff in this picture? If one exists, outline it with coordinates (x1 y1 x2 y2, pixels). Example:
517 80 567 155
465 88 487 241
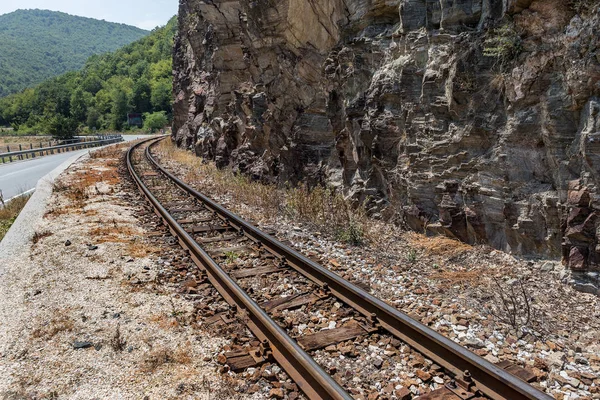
0 16 176 136
483 22 522 66
0 9 149 97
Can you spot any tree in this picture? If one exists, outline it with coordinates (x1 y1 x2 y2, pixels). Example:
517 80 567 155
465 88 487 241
143 111 168 133
110 89 128 130
0 16 177 133
130 60 149 79
70 88 87 122
151 78 172 114
86 107 101 129
81 73 103 95
47 114 78 139
149 58 171 80
131 78 152 113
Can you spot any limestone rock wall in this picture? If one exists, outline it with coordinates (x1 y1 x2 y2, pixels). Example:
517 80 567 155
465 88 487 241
173 0 600 272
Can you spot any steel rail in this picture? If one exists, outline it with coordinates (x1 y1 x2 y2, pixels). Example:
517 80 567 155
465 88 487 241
127 137 353 400
144 138 552 400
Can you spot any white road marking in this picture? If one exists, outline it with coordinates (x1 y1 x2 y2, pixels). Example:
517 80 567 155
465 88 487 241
4 188 36 204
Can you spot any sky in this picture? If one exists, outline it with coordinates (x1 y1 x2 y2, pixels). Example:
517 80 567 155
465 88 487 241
0 0 178 30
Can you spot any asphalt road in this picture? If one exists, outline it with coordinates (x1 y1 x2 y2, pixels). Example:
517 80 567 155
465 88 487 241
0 135 148 202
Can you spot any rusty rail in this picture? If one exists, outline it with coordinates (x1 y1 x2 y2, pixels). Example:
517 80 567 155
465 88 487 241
129 136 553 400
127 137 353 400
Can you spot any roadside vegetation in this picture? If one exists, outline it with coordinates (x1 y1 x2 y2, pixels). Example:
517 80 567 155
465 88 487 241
0 17 176 139
0 195 31 241
156 139 370 246
0 135 53 147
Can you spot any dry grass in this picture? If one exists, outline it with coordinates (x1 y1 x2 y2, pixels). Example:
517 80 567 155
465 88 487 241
156 139 372 246
45 204 98 219
0 194 31 241
49 163 120 213
51 179 88 207
89 224 140 243
89 222 158 258
111 324 127 352
140 344 193 373
0 135 52 147
126 239 160 258
32 230 54 245
89 144 127 165
77 168 120 187
429 269 486 289
149 313 181 330
405 232 473 259
31 309 75 340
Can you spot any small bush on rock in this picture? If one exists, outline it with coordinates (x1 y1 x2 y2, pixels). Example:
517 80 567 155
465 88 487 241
483 21 522 66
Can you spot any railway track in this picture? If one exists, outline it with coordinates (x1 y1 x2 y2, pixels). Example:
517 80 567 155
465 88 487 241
127 137 552 400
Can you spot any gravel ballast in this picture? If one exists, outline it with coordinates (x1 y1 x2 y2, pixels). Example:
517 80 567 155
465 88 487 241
152 141 600 400
0 144 263 399
1 140 599 400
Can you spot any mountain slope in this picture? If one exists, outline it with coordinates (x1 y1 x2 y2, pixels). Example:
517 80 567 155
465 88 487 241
0 16 177 134
0 9 149 97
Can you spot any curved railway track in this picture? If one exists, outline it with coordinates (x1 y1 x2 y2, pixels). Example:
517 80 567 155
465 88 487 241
127 137 552 400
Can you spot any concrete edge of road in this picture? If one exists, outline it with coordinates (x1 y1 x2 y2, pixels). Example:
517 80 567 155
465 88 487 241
0 140 133 267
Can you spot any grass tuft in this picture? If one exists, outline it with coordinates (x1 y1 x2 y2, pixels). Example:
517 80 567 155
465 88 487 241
32 230 53 245
140 344 192 373
0 194 31 241
31 309 74 339
405 232 472 259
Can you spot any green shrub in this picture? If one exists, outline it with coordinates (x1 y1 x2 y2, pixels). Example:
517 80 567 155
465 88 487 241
483 22 522 65
47 115 78 140
406 248 418 264
336 220 365 246
143 111 169 133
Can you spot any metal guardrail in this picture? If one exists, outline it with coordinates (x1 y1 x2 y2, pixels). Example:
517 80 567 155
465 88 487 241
0 136 113 154
0 135 123 163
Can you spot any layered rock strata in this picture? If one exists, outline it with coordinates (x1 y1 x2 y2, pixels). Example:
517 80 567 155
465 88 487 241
172 0 600 273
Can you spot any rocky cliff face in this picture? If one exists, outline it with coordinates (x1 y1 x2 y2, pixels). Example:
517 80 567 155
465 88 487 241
173 0 600 275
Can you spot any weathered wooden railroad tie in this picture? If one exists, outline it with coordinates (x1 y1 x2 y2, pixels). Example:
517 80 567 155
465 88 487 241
127 137 552 400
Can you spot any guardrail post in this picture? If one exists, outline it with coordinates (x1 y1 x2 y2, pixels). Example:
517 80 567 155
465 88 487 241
0 137 120 163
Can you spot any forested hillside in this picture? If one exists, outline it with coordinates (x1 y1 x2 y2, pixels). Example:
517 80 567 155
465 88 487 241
0 9 149 97
0 17 176 136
